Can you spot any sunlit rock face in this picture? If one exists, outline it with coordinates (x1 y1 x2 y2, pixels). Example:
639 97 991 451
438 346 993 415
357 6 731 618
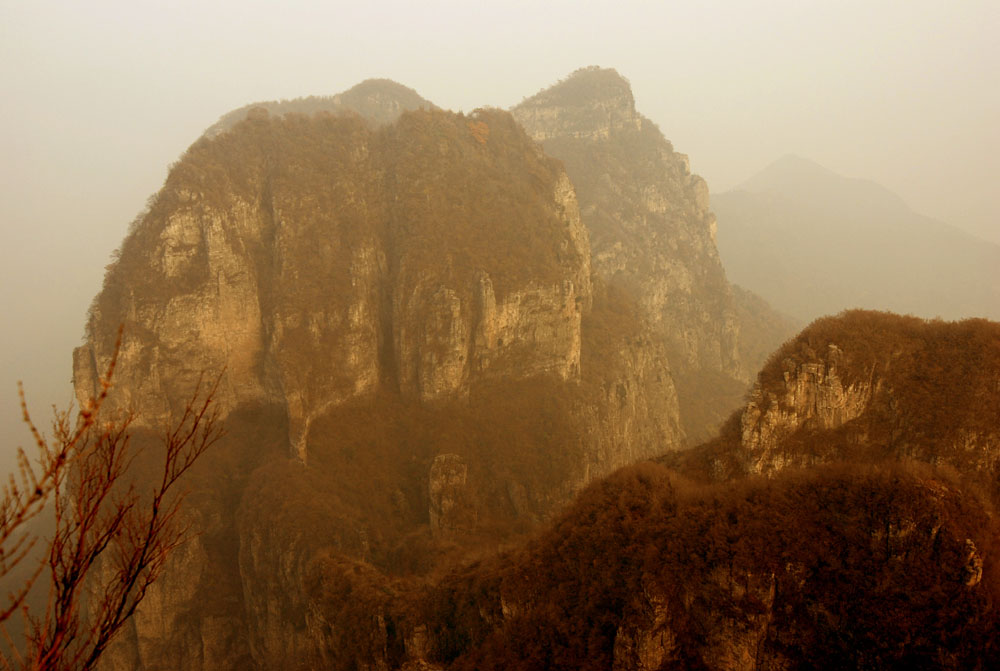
75 106 591 463
656 311 1000 482
740 343 876 474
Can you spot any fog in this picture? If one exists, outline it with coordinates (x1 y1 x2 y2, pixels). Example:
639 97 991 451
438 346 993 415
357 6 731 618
1 0 997 468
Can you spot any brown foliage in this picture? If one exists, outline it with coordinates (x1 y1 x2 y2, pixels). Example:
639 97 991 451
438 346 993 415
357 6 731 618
420 461 999 670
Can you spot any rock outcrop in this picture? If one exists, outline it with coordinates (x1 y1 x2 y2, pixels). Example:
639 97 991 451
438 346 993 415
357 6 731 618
513 67 793 439
663 310 1000 485
740 343 876 474
77 107 592 462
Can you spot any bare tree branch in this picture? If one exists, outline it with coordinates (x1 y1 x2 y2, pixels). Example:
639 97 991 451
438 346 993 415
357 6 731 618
0 330 222 671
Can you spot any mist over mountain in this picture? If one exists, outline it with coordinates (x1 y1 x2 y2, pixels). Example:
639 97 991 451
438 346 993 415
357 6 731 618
202 79 437 138
713 155 1000 324
17 65 996 671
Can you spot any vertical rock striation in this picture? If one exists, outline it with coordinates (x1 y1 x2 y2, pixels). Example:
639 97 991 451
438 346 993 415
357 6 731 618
75 108 592 463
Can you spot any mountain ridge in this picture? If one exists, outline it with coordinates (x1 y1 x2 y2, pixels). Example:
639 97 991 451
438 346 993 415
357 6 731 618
202 78 436 139
714 157 1000 323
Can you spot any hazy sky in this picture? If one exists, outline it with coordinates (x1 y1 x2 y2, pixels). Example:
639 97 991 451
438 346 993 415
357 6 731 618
1 0 997 464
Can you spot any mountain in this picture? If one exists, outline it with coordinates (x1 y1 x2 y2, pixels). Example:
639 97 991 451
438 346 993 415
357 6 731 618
713 155 1000 323
513 67 795 441
74 78 691 670
71 69 799 670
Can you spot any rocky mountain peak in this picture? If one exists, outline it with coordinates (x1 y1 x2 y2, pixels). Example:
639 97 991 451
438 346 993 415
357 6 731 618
512 68 801 440
515 66 641 142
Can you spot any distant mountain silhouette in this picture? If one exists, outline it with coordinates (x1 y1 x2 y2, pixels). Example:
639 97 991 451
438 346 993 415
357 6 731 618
713 155 1000 323
202 78 436 138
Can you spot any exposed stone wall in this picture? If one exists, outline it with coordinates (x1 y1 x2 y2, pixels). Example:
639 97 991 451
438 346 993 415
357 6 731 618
740 344 875 474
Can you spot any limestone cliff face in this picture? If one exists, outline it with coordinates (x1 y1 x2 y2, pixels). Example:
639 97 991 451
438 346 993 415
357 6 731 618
512 67 747 388
76 108 591 462
669 311 1000 481
740 343 876 474
515 69 642 141
576 312 682 481
389 167 590 401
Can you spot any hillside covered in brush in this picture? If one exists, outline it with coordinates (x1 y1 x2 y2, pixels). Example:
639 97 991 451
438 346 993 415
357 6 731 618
665 310 1000 487
353 311 999 670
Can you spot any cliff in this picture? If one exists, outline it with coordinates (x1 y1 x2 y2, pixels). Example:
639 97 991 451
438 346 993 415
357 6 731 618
77 80 686 670
663 311 1000 484
512 67 794 440
76 107 593 461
